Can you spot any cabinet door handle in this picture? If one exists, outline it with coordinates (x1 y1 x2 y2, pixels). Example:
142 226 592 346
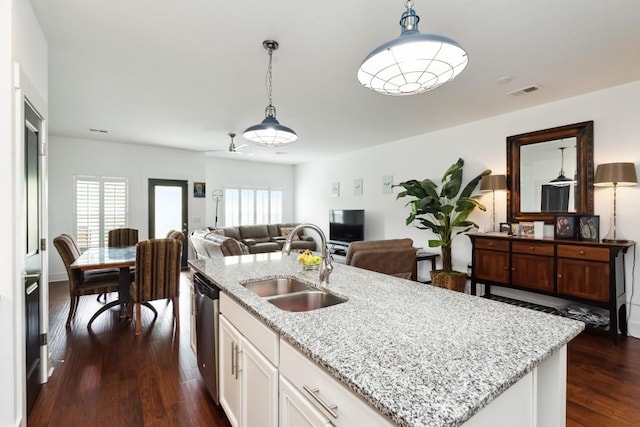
511 267 516 271
503 266 509 270
235 347 242 380
558 274 563 278
303 385 339 419
231 342 235 376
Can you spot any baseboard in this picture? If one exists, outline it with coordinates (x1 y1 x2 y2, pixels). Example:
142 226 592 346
626 303 640 339
48 273 67 282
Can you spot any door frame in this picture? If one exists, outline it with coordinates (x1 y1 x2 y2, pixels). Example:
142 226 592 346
12 62 50 424
148 178 188 267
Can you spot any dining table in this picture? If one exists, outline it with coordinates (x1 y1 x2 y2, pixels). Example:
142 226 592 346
70 245 136 325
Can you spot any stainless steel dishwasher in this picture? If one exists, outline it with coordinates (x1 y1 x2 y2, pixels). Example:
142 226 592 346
193 272 220 404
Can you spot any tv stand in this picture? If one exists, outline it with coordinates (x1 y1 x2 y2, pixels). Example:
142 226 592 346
328 240 350 259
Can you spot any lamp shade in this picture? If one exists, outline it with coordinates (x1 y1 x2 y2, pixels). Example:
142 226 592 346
480 174 507 191
594 162 638 187
357 6 468 96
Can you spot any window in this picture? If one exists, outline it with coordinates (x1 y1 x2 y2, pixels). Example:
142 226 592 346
74 176 128 249
224 187 283 226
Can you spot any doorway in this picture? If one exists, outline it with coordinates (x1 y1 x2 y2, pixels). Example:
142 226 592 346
24 101 43 413
148 179 188 267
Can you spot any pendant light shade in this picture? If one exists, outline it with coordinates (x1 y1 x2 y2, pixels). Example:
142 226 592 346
357 1 468 96
549 147 576 186
243 40 298 147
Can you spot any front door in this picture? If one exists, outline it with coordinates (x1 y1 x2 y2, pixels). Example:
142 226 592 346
24 101 43 413
148 179 188 267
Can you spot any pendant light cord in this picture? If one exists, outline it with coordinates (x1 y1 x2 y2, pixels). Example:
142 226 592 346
265 46 273 107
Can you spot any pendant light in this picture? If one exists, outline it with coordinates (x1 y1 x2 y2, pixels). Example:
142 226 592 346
549 146 576 186
357 0 469 96
243 40 298 146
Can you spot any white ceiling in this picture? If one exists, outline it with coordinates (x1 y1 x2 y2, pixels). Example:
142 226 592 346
29 0 640 164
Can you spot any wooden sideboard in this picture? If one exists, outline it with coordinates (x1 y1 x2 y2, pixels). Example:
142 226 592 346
468 233 633 344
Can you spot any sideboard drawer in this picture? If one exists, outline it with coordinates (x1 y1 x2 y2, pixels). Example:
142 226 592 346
475 239 509 251
512 241 554 256
557 245 609 262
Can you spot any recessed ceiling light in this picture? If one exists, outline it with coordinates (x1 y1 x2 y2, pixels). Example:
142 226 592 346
89 128 108 133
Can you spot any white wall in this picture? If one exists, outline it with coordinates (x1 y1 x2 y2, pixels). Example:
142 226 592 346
295 80 640 336
3 0 48 425
48 138 298 281
48 136 208 281
204 157 296 228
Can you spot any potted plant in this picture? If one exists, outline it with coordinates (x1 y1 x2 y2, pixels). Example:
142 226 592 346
395 158 491 291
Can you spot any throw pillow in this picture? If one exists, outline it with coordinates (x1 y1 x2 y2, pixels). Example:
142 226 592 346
238 241 250 254
211 228 225 236
280 227 299 241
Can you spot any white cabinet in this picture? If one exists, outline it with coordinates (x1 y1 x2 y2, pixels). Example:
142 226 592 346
219 294 278 427
219 315 241 427
279 375 332 427
279 339 393 427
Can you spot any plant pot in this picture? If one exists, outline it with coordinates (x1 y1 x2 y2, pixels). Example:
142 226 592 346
430 270 467 292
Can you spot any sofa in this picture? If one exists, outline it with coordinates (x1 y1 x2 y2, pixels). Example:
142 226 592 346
189 223 316 259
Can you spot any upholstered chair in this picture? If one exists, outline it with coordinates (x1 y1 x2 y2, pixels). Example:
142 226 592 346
345 239 417 280
108 228 139 247
129 238 182 335
165 229 184 240
53 234 120 327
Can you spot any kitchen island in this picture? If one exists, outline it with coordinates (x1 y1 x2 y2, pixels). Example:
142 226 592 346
189 252 584 427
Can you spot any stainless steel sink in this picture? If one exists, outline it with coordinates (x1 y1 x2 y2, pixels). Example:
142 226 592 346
242 277 310 297
267 290 347 312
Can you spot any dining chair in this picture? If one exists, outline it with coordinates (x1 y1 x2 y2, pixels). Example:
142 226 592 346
53 234 120 327
108 227 139 247
129 238 182 335
96 228 139 303
345 239 417 279
165 229 184 240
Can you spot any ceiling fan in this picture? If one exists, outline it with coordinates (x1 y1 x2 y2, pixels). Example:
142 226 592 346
207 132 253 156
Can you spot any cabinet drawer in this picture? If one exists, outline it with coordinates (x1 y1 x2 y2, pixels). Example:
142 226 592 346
512 241 554 256
475 238 509 251
220 292 279 365
557 245 609 262
280 339 393 427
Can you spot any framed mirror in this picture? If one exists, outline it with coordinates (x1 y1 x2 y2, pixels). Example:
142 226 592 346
507 121 594 224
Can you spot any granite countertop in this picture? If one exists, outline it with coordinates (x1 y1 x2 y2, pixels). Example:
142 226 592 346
189 252 584 427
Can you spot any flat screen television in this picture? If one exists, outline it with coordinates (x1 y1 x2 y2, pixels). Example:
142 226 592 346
329 209 365 243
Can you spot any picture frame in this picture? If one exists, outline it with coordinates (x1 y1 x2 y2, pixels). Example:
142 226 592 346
577 215 600 242
193 182 206 198
331 181 340 197
554 215 578 240
519 221 535 238
354 178 363 196
499 222 511 234
382 175 393 194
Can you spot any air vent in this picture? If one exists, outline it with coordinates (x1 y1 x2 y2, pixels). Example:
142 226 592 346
89 128 108 133
508 85 540 96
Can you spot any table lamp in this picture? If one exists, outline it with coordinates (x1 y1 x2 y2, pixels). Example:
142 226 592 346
480 174 507 232
594 162 638 243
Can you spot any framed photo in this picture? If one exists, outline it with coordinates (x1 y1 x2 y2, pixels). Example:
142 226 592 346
354 178 363 196
520 221 535 238
382 175 393 194
193 182 206 198
578 215 600 242
331 181 340 197
554 215 577 239
499 222 511 234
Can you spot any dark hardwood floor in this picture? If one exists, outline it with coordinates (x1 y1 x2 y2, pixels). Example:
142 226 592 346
29 272 640 426
28 273 230 427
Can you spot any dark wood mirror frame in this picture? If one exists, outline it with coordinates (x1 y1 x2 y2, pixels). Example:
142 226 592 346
507 121 594 224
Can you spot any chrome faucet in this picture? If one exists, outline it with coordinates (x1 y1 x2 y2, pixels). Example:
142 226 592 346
282 223 333 285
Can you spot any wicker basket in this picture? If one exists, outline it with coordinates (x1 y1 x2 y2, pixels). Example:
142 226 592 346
430 270 467 292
